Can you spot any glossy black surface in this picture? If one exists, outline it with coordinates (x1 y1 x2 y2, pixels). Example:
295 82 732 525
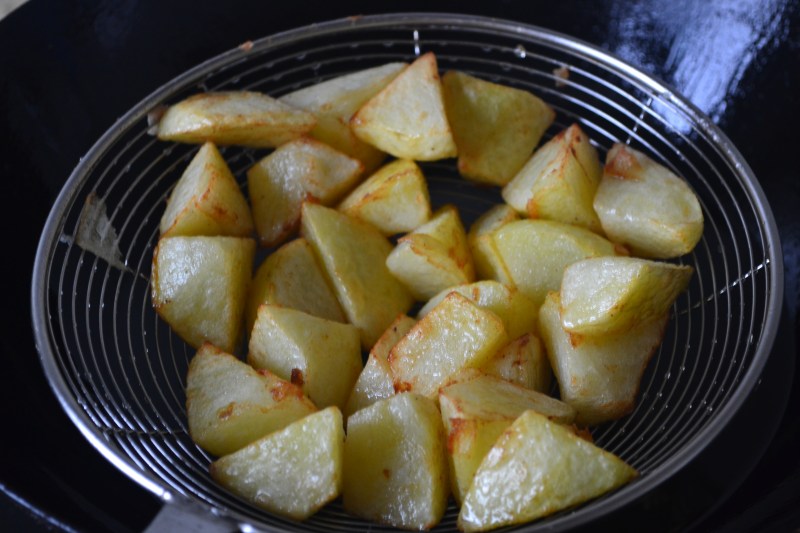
2 0 798 531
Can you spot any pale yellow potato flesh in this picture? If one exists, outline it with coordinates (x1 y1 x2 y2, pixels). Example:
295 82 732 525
482 332 552 393
442 70 555 186
159 142 254 238
417 280 538 339
560 256 693 336
156 91 316 148
594 143 704 258
247 136 363 247
539 291 669 426
344 314 416 418
151 235 255 353
343 393 449 530
492 219 619 306
388 292 509 398
350 52 457 161
280 62 407 172
300 203 414 349
186 343 316 457
247 304 362 411
210 407 344 521
467 204 519 284
502 123 603 232
439 370 576 504
245 238 345 335
338 158 432 236
458 410 637 532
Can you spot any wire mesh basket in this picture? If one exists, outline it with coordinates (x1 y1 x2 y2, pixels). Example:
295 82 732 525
31 13 783 532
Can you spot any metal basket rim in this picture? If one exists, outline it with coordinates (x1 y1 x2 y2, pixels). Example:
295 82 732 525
30 11 785 532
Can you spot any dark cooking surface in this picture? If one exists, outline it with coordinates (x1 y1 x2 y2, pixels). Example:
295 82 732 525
2 1 798 532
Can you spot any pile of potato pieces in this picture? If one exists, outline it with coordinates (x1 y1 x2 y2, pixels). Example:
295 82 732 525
149 50 703 531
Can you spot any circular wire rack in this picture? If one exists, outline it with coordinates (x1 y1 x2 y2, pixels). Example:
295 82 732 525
31 13 783 533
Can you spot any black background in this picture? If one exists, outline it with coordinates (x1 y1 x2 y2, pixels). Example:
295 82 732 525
1 1 798 531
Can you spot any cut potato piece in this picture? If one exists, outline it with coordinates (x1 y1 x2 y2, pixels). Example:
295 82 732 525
539 291 668 426
159 142 253 238
442 70 555 186
301 203 414 349
417 280 538 339
560 256 693 336
343 393 449 530
350 52 457 161
186 343 316 457
467 204 519 284
483 333 552 393
594 143 704 258
439 370 576 504
280 62 407 172
386 204 475 301
458 409 637 531
156 91 316 147
502 123 603 232
151 236 255 353
247 137 363 247
245 238 345 335
248 304 362 411
388 292 508 398
210 407 344 521
344 314 416 418
338 158 431 236
493 219 618 306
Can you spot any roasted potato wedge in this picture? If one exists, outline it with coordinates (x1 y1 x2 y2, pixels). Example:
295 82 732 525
210 407 344 521
338 158 431 236
248 304 362 411
482 332 552 393
151 235 255 353
442 70 555 186
186 343 316 457
159 142 253 238
467 204 520 284
301 203 414 349
502 123 603 232
156 91 316 147
594 143 704 258
343 393 449 530
458 410 637 532
350 52 457 161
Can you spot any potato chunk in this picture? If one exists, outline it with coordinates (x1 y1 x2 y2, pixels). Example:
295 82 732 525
156 91 316 147
594 143 704 258
386 204 475 301
247 136 363 247
186 343 316 457
350 52 457 161
439 370 576 504
210 407 344 521
388 292 508 398
560 256 693 336
492 219 618 306
151 235 255 353
338 158 432 236
245 238 345 334
344 314 416 418
343 393 449 530
482 332 552 393
280 62 407 171
159 142 253 238
539 291 668 426
458 410 637 531
502 123 603 232
248 304 362 411
442 70 554 186
301 203 414 349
